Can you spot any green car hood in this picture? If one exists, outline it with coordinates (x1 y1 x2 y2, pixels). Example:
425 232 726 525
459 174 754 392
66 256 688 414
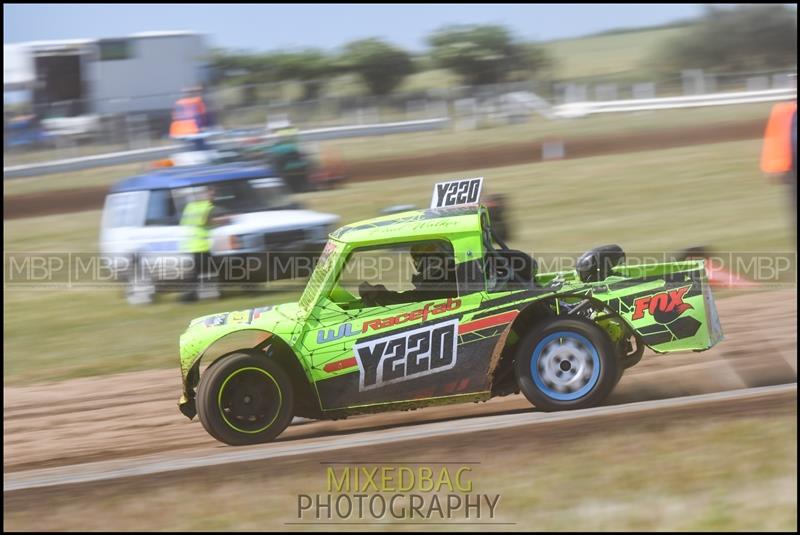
179 302 304 377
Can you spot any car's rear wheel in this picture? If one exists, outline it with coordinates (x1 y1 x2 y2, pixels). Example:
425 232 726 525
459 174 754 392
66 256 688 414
197 352 294 445
514 317 619 411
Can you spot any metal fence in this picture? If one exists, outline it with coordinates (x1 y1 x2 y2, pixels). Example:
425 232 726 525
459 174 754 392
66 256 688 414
4 68 796 168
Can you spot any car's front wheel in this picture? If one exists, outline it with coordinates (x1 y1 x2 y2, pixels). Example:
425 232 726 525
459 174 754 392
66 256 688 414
514 317 619 411
197 352 294 445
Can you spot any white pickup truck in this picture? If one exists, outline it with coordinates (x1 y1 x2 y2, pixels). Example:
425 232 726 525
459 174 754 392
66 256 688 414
99 163 339 304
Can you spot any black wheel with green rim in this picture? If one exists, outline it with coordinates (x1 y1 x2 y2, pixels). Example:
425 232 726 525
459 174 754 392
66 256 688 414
197 352 294 445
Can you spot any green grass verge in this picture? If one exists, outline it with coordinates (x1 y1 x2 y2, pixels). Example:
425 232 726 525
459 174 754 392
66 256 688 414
324 102 772 166
3 138 176 168
4 162 144 196
542 26 690 81
3 139 794 385
4 413 796 530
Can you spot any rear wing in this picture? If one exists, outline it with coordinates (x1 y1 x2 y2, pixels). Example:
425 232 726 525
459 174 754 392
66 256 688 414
598 260 724 353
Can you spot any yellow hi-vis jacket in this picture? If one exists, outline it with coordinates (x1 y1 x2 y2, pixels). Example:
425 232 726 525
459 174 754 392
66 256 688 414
180 200 214 253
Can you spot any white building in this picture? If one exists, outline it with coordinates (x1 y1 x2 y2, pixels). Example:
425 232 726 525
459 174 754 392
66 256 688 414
3 31 209 117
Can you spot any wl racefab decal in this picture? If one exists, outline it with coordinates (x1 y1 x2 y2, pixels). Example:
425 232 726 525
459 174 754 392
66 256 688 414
316 297 462 344
354 318 459 391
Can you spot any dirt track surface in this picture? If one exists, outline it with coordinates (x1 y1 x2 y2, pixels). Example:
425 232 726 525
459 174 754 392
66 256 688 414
345 118 765 182
3 118 765 220
3 289 796 474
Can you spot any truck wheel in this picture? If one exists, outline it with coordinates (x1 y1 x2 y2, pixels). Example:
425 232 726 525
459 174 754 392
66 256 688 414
197 352 294 445
515 317 619 411
124 258 155 305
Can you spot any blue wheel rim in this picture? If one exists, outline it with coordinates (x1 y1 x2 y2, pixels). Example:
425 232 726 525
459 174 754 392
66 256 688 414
531 331 601 401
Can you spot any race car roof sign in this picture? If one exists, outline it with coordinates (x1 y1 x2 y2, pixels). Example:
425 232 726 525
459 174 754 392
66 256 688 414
431 177 483 209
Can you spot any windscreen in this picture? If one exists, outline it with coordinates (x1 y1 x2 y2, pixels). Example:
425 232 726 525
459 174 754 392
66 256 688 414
212 177 293 215
174 177 293 216
299 240 340 310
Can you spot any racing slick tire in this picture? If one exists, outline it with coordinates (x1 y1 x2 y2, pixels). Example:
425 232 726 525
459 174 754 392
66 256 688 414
514 317 619 412
197 351 294 445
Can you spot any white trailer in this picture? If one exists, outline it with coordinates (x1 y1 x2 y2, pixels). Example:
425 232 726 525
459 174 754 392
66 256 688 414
4 31 209 118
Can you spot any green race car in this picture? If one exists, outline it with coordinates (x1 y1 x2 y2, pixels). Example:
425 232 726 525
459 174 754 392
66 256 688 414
177 179 723 445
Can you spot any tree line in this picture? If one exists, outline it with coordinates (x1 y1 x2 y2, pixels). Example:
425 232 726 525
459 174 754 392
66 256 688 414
210 6 797 100
210 24 552 99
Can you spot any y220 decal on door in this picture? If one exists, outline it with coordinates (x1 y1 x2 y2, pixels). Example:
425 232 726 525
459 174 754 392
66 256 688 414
354 318 458 391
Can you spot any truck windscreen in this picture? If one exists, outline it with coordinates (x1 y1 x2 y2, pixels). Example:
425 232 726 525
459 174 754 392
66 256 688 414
210 178 293 215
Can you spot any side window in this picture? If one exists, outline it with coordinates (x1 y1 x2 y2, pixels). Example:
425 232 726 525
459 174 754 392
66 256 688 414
101 191 147 228
144 190 178 226
173 187 198 216
98 39 132 61
329 240 458 309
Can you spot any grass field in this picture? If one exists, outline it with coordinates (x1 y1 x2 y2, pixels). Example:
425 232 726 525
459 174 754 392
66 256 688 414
3 138 177 168
324 101 771 165
5 412 796 530
541 26 689 81
3 162 145 196
3 102 775 197
3 138 794 385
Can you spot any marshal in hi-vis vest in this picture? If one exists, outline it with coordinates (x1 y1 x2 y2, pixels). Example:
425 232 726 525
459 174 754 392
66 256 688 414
169 97 207 138
180 200 214 253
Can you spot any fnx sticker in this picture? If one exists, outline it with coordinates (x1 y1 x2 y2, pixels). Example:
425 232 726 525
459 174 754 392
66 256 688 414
631 286 693 323
354 318 459 391
430 177 483 209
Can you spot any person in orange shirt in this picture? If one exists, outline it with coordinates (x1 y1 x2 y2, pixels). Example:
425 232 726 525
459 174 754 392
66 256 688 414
760 100 797 238
169 87 209 138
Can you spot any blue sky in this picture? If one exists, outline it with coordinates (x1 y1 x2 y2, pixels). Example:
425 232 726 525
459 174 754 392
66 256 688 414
4 4 704 51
